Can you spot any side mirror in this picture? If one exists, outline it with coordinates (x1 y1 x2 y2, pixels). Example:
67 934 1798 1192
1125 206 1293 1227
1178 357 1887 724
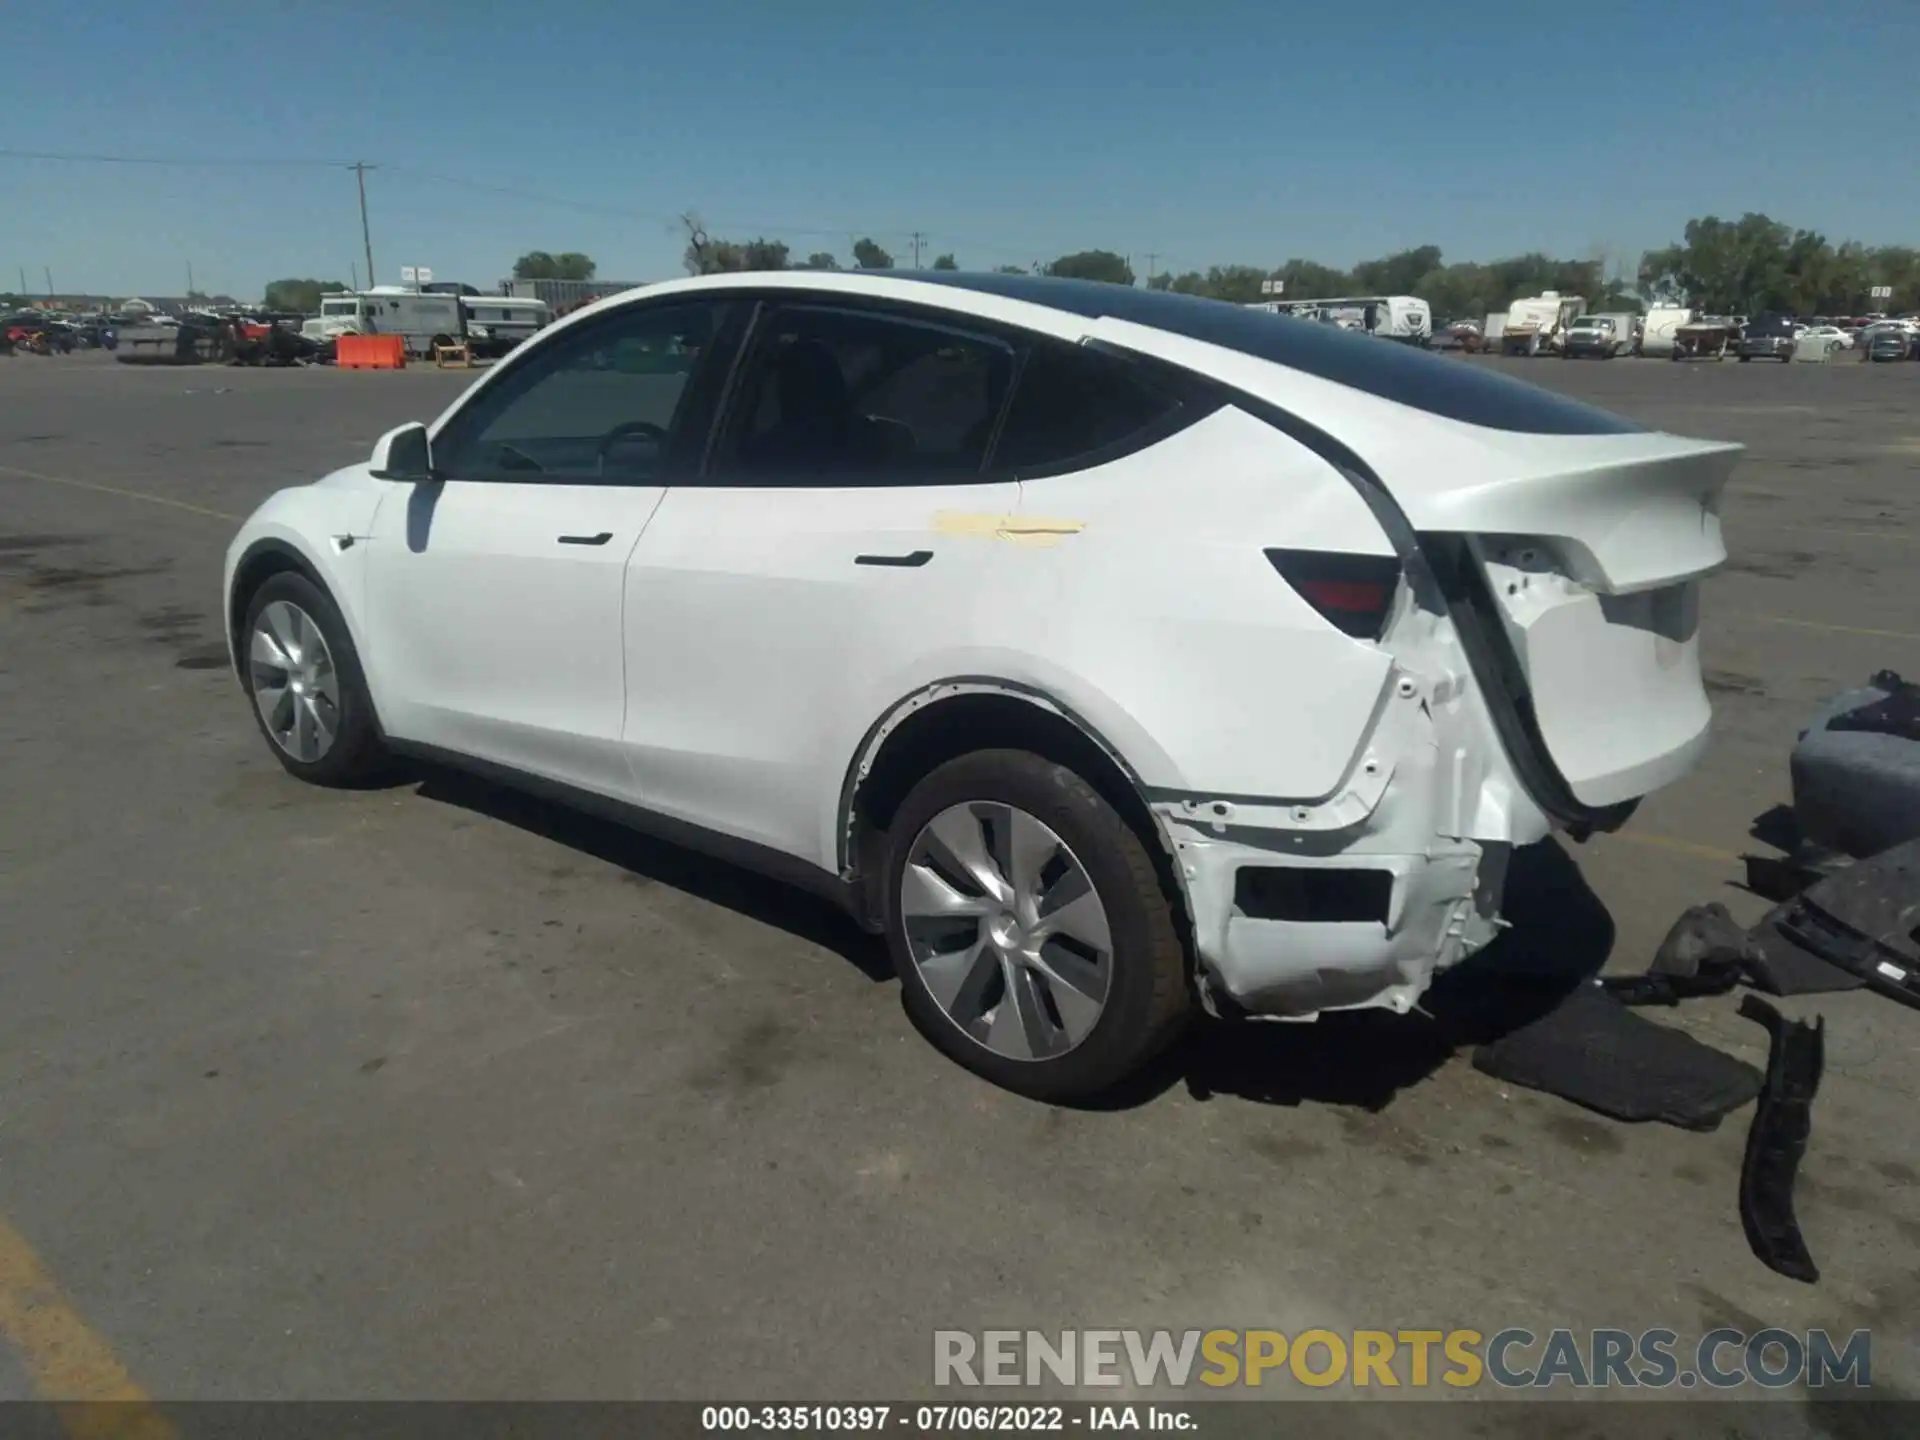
370 422 433 481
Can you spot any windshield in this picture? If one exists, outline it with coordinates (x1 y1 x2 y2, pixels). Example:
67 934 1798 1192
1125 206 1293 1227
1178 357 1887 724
1571 317 1606 329
321 300 359 316
1749 314 1795 337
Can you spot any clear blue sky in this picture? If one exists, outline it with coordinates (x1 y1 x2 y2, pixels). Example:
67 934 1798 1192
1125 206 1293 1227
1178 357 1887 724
7 0 1917 298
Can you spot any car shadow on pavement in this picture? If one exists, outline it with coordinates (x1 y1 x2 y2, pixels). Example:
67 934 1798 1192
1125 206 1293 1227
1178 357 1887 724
408 764 894 982
1090 836 1617 1113
406 762 1615 1113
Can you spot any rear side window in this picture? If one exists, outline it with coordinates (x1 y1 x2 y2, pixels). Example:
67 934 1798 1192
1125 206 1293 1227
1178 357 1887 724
910 273 1645 436
992 340 1187 474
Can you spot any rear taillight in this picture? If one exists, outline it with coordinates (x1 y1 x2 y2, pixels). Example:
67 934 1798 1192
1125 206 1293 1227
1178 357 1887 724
1265 549 1402 640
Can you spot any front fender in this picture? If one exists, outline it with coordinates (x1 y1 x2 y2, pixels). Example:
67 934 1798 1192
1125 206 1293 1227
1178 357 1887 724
223 471 387 675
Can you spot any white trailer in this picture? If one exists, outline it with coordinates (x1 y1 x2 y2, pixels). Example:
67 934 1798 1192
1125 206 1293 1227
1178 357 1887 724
300 287 466 358
460 295 552 357
1266 295 1432 343
1500 291 1586 355
1638 304 1693 359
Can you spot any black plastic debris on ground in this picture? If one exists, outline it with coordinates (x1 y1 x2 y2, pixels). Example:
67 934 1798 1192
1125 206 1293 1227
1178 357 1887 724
1604 901 1865 1003
1738 995 1826 1284
1772 838 1920 1010
1471 982 1762 1131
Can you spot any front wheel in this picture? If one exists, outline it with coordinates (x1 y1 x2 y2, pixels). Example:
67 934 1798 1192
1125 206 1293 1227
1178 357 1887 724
241 571 389 786
883 749 1191 1102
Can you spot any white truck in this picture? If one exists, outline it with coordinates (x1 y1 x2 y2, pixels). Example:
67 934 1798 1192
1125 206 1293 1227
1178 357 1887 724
1500 291 1586 355
300 287 466 358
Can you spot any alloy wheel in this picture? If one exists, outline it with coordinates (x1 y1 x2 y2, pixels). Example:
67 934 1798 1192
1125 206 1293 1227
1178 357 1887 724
248 599 340 763
899 801 1114 1062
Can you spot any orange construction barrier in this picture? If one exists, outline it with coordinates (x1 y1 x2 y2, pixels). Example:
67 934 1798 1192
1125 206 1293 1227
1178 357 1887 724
335 334 407 370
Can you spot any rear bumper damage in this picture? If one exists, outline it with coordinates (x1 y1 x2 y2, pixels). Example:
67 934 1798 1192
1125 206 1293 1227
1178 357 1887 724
1151 628 1552 1019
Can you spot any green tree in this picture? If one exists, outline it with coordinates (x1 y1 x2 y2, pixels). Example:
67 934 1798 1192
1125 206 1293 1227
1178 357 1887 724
852 238 893 269
932 253 958 270
1166 272 1208 295
1350 245 1442 297
994 264 1027 275
684 237 790 274
1146 272 1173 291
513 251 597 281
799 251 840 270
262 278 347 313
1200 265 1268 304
1045 250 1134 285
1272 259 1354 300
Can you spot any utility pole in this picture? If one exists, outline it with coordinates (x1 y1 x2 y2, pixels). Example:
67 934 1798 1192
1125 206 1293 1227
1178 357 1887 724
1144 252 1160 286
186 260 195 298
351 261 359 292
350 162 377 290
17 266 26 296
910 232 924 269
44 267 53 299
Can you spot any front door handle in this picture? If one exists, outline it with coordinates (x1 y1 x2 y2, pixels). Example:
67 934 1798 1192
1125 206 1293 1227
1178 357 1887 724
558 531 614 546
854 550 933 568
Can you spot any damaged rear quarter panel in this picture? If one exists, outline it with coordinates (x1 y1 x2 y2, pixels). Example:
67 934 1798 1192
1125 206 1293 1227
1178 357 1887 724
1007 405 1400 801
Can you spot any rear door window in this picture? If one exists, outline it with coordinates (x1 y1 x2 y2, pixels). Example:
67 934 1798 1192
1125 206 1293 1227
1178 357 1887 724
708 303 1015 484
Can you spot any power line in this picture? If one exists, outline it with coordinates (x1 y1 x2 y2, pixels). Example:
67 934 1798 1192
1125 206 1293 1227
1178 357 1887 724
0 145 1113 273
0 146 353 168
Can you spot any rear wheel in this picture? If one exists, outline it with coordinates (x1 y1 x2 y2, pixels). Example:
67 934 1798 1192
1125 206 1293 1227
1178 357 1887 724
884 749 1190 1101
241 571 388 787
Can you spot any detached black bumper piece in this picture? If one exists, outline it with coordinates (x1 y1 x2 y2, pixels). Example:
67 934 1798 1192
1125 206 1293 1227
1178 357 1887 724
1738 995 1826 1284
1772 838 1920 1010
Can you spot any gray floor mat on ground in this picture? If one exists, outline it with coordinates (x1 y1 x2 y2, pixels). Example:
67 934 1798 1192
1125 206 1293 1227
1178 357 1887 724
1472 981 1763 1130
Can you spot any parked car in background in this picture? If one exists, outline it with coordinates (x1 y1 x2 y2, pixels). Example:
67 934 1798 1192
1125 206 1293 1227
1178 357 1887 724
222 270 1743 1099
1866 326 1917 362
1562 315 1631 359
1738 312 1798 362
1799 325 1853 351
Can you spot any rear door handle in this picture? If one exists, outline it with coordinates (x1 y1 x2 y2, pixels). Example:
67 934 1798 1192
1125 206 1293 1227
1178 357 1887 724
558 531 614 546
854 550 933 568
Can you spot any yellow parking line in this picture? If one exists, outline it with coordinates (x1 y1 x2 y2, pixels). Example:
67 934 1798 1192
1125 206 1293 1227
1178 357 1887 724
1756 614 1920 643
0 1215 175 1437
1604 831 1745 864
0 463 238 524
1730 522 1917 544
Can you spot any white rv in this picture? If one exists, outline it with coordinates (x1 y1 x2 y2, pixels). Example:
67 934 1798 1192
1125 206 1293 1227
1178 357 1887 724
1638 304 1694 359
300 287 465 357
1500 292 1586 355
1263 295 1432 343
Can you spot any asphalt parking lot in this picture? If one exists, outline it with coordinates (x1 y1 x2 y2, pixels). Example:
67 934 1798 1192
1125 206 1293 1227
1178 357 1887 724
3 349 1918 1425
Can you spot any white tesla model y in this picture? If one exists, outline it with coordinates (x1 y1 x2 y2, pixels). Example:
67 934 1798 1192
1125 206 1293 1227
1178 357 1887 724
225 271 1740 1100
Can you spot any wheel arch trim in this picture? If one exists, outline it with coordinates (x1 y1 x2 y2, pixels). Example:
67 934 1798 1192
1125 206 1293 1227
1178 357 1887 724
226 535 387 736
835 676 1161 880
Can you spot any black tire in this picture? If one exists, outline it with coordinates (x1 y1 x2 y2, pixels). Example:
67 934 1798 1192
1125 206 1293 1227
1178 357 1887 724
883 749 1191 1101
240 570 389 787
